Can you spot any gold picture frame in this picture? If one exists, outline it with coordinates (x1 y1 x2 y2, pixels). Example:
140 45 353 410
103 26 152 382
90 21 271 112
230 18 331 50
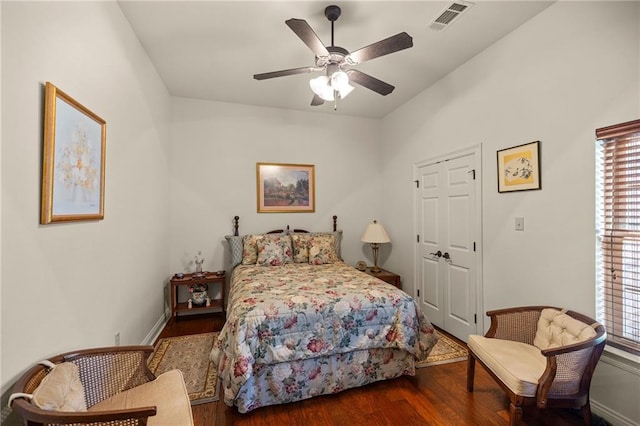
41 82 107 224
257 163 315 213
497 141 541 193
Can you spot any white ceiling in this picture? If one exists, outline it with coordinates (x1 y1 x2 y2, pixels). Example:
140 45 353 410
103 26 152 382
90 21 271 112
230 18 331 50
118 1 553 119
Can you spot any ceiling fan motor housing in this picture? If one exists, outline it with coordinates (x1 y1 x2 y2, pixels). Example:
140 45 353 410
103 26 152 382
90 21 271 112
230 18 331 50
315 46 350 68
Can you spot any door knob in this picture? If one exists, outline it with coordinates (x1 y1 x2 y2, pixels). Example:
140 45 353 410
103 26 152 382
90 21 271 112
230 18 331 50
443 252 452 262
430 250 442 258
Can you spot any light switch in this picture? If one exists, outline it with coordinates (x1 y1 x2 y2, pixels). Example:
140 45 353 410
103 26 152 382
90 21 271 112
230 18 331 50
515 217 524 231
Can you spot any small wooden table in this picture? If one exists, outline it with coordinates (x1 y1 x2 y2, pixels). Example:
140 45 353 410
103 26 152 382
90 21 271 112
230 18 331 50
170 272 225 318
363 267 401 290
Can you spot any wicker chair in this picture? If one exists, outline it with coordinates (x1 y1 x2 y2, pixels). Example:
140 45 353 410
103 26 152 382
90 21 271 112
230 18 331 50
9 345 193 426
466 306 606 426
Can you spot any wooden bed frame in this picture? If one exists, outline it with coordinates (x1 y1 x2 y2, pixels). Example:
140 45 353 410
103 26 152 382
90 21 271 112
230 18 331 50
232 215 338 236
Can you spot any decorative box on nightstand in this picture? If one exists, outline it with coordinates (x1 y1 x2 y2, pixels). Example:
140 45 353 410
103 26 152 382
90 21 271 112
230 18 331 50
363 267 401 290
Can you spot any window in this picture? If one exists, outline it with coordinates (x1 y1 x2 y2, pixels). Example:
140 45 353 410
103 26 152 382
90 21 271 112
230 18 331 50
596 118 640 355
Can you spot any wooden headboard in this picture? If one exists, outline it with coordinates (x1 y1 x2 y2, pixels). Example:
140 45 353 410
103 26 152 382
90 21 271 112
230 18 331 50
233 215 338 236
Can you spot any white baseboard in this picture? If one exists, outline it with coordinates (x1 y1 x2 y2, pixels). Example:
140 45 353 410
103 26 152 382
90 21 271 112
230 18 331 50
142 307 170 346
592 400 639 426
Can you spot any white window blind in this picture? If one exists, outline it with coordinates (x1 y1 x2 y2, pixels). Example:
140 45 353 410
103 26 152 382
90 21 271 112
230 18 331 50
596 118 640 355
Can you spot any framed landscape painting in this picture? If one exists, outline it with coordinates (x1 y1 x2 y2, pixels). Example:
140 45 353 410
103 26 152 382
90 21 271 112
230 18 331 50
497 141 541 193
41 82 106 224
257 163 315 213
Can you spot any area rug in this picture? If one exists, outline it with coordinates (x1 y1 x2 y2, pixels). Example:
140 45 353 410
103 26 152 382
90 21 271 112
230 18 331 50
148 332 219 405
416 330 468 368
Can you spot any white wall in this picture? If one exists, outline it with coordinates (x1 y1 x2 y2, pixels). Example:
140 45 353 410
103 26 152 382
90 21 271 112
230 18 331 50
1 1 171 393
382 2 639 424
169 98 384 276
1 1 638 424
0 0 4 406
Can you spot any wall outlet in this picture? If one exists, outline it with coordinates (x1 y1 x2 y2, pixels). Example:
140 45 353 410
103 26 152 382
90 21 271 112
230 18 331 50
515 217 525 231
115 331 120 346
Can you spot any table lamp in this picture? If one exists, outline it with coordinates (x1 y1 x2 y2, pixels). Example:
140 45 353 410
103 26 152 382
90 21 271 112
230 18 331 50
361 220 391 273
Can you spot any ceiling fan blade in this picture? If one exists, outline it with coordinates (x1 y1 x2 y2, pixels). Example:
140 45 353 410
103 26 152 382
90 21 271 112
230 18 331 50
311 94 324 106
347 32 413 64
254 66 319 80
347 70 395 96
286 18 330 58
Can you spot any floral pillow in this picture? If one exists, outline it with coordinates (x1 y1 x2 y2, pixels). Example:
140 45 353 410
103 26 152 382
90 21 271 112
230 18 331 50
308 234 339 265
253 234 293 266
291 234 312 263
241 234 264 265
291 231 343 263
243 234 293 265
256 237 285 266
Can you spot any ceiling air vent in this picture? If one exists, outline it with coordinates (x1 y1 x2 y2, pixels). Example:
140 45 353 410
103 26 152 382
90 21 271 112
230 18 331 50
429 1 474 31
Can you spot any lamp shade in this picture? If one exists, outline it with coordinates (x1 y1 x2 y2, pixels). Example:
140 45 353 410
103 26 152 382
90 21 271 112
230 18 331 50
331 71 349 91
361 220 391 243
309 75 334 101
337 83 354 99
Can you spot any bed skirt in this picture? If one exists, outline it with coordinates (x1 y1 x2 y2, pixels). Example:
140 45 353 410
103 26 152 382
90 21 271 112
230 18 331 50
225 347 415 413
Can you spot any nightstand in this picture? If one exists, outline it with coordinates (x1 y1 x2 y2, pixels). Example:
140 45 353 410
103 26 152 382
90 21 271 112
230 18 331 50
170 272 225 318
363 267 401 290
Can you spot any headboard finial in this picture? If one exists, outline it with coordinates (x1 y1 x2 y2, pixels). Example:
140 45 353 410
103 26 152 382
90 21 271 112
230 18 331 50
233 216 240 236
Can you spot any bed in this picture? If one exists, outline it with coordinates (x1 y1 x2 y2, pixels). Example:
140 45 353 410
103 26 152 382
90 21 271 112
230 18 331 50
210 216 438 413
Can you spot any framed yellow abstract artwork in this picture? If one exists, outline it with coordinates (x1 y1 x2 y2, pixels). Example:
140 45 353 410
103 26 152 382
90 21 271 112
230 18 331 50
497 141 541 193
41 82 106 224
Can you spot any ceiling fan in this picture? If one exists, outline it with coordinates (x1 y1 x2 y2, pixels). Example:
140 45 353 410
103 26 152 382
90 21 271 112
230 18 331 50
253 4 413 108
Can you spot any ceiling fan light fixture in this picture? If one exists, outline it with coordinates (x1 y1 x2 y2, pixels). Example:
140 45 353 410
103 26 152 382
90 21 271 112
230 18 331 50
309 75 335 101
331 70 354 99
319 87 335 101
310 70 353 101
338 83 354 99
330 70 349 91
309 75 327 94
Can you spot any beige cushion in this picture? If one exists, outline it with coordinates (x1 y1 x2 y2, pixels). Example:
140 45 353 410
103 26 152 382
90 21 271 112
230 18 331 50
468 335 546 397
32 362 87 412
534 308 597 350
89 369 193 426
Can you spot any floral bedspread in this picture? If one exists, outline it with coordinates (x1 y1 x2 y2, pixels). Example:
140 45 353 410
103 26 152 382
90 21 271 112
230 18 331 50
210 262 437 407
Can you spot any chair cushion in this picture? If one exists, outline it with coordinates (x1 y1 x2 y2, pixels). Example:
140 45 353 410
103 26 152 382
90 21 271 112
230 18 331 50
534 308 597 350
468 335 546 397
32 362 87 412
88 369 193 426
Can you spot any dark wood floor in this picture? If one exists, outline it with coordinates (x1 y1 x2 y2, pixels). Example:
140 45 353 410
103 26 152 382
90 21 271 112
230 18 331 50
158 314 605 426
